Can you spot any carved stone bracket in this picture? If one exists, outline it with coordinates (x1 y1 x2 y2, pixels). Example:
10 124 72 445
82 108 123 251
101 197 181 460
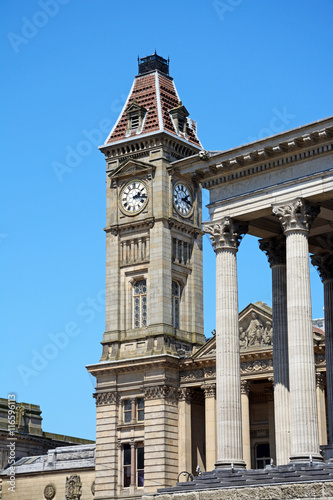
259 236 286 267
93 391 119 406
204 217 248 252
273 198 320 234
311 252 333 281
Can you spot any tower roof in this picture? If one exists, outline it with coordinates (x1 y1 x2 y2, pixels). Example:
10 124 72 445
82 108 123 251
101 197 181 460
103 54 202 148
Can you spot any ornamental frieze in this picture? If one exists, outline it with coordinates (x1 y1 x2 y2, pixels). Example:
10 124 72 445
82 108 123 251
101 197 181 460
144 385 178 402
180 366 216 382
240 359 273 373
93 391 119 406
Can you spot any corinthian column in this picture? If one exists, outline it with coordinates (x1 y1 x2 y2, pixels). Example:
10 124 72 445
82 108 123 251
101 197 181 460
311 252 333 446
259 237 290 465
204 218 247 468
273 198 322 462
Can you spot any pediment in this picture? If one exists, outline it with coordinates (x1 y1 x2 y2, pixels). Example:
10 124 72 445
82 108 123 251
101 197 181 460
125 100 147 115
193 335 216 360
108 159 155 179
239 302 273 351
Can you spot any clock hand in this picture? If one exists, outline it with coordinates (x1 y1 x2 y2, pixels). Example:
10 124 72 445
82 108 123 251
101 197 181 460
133 192 146 200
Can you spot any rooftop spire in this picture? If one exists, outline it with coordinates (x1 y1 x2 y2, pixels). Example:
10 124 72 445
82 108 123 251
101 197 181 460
138 52 169 75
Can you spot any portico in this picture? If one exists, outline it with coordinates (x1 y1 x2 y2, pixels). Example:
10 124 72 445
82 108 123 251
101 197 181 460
176 117 333 465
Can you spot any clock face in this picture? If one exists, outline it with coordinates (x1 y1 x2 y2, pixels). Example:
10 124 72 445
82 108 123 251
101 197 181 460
173 182 193 217
120 180 148 215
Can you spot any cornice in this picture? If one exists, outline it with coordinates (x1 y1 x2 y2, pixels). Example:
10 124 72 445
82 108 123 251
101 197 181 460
86 353 180 377
201 133 333 189
104 217 155 235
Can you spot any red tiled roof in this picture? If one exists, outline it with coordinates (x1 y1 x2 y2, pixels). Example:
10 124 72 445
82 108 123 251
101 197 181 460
105 71 201 147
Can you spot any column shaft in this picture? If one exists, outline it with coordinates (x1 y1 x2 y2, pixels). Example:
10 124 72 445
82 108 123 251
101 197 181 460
324 279 333 444
203 385 216 471
216 247 244 466
316 372 328 445
241 381 251 468
286 230 321 460
178 390 192 474
205 218 247 469
272 264 290 465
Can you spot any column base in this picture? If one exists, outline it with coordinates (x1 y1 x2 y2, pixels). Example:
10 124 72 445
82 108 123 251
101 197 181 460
289 452 324 463
214 460 246 469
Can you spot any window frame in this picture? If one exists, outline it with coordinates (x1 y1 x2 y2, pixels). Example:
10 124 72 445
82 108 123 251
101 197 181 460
133 279 147 328
172 280 181 329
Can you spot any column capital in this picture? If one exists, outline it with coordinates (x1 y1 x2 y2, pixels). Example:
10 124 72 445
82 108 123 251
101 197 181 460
178 387 193 402
272 198 320 234
259 236 286 267
201 383 216 398
203 217 248 252
240 380 250 396
311 252 333 281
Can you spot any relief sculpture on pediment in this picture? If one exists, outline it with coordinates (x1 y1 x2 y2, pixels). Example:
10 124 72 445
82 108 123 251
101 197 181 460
240 312 272 349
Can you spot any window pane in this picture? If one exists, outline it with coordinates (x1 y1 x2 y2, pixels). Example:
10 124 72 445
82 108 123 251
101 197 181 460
137 444 144 486
124 400 132 423
137 398 144 421
137 445 144 469
123 444 131 465
137 469 144 487
124 465 131 487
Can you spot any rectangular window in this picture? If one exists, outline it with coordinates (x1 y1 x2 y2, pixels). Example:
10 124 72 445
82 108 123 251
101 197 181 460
133 279 147 328
137 444 144 487
123 444 131 487
137 398 144 421
123 400 132 423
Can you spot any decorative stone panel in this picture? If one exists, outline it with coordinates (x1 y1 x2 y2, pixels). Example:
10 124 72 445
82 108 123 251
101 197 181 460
93 391 119 406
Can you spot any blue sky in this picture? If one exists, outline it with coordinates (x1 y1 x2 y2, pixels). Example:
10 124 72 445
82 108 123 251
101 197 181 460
1 0 332 441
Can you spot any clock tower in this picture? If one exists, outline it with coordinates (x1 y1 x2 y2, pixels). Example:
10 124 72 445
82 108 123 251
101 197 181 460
99 53 205 361
87 54 205 499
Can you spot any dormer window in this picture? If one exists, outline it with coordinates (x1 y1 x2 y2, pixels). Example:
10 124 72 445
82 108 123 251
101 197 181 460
169 101 189 135
125 99 147 136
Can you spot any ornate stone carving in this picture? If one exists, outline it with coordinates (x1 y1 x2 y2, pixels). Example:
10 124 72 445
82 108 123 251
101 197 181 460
202 384 216 398
315 353 326 366
44 484 56 500
240 380 250 396
180 366 215 382
178 388 193 402
65 475 82 500
93 391 119 406
240 359 273 373
259 237 286 267
144 385 178 402
204 217 248 251
311 252 333 281
198 150 210 160
239 314 272 348
273 198 320 233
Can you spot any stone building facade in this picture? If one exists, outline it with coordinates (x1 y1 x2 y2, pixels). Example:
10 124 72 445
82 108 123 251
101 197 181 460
86 54 332 500
1 55 332 500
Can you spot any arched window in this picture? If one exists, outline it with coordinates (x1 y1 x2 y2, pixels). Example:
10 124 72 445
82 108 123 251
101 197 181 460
133 279 147 328
172 281 180 329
